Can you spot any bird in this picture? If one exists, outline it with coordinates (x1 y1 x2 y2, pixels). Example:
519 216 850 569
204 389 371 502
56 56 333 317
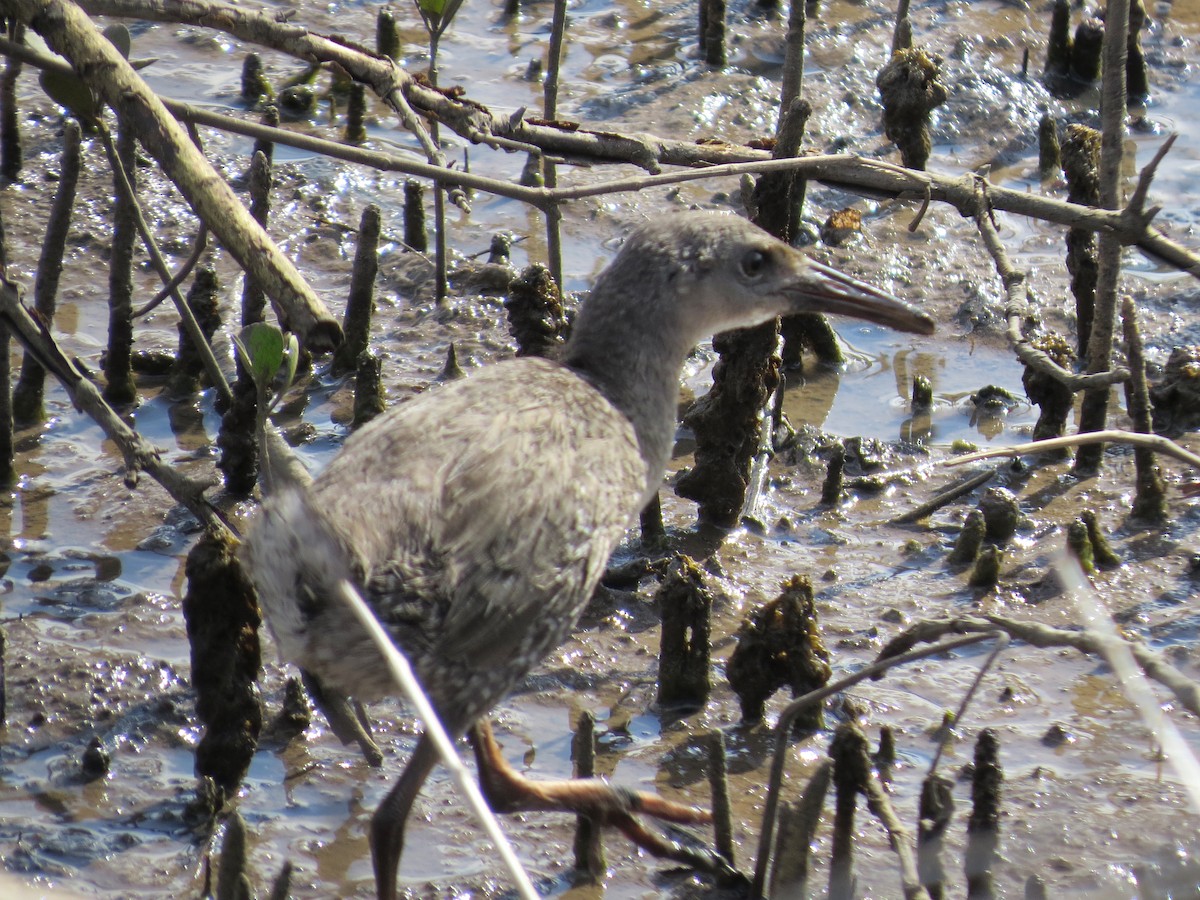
243 211 935 899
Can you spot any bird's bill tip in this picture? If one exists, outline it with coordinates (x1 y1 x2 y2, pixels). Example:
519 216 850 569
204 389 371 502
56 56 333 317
791 258 935 335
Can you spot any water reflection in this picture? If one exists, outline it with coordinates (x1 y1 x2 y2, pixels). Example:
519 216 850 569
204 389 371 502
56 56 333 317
783 336 1035 447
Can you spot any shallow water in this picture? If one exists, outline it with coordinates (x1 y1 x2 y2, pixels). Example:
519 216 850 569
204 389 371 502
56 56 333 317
3 0 1200 897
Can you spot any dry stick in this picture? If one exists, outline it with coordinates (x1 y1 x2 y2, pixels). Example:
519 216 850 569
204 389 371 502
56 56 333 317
1120 295 1167 519
333 204 381 375
572 710 604 879
13 117 81 425
768 760 831 897
707 729 735 866
749 632 1002 898
0 21 22 181
1059 553 1200 813
888 466 996 525
1126 133 1175 225
925 633 1010 777
132 220 208 318
96 123 234 408
541 0 568 291
104 117 138 405
862 770 930 900
879 613 1200 721
0 277 228 533
1075 0 1132 474
972 180 1129 391
946 429 1200 471
11 0 340 350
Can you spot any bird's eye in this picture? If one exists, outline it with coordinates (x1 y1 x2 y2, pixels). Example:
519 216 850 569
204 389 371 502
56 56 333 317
740 249 769 280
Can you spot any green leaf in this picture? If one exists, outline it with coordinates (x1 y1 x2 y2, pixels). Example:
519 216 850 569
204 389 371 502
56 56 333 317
37 25 132 124
102 24 131 59
416 0 465 31
281 333 300 397
39 69 101 124
233 322 287 390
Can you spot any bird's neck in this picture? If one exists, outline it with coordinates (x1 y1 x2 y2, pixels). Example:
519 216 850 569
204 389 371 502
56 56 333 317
564 306 692 503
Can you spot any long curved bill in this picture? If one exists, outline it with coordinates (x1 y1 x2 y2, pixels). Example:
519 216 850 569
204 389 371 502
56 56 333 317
786 257 935 335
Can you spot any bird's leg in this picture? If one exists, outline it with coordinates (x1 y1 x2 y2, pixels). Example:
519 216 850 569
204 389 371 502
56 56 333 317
371 731 439 900
469 721 740 879
300 669 384 767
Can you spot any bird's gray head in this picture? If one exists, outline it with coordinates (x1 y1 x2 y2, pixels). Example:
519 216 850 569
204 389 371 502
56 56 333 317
574 211 934 352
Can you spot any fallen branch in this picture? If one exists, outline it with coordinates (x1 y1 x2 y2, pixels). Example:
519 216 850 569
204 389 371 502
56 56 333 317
889 466 996 524
863 770 929 900
9 0 342 351
971 180 1129 390
943 429 1200 471
878 613 1200 720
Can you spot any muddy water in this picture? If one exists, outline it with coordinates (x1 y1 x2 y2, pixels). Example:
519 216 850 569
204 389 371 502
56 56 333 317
2 0 1200 897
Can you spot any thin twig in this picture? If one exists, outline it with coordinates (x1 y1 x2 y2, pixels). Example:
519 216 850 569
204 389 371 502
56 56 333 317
972 179 1130 390
877 613 1200 720
926 633 1010 777
1125 132 1175 223
943 429 1200 470
889 467 996 524
1058 552 1200 813
862 770 930 900
133 220 208 318
97 123 233 407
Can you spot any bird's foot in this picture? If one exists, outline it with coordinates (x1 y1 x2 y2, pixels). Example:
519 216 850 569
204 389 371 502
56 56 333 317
470 721 743 882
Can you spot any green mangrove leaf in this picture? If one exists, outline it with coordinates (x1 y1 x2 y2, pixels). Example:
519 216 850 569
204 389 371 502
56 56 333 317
281 333 300 397
416 0 465 30
102 24 131 59
38 25 132 124
39 69 101 124
233 322 287 391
